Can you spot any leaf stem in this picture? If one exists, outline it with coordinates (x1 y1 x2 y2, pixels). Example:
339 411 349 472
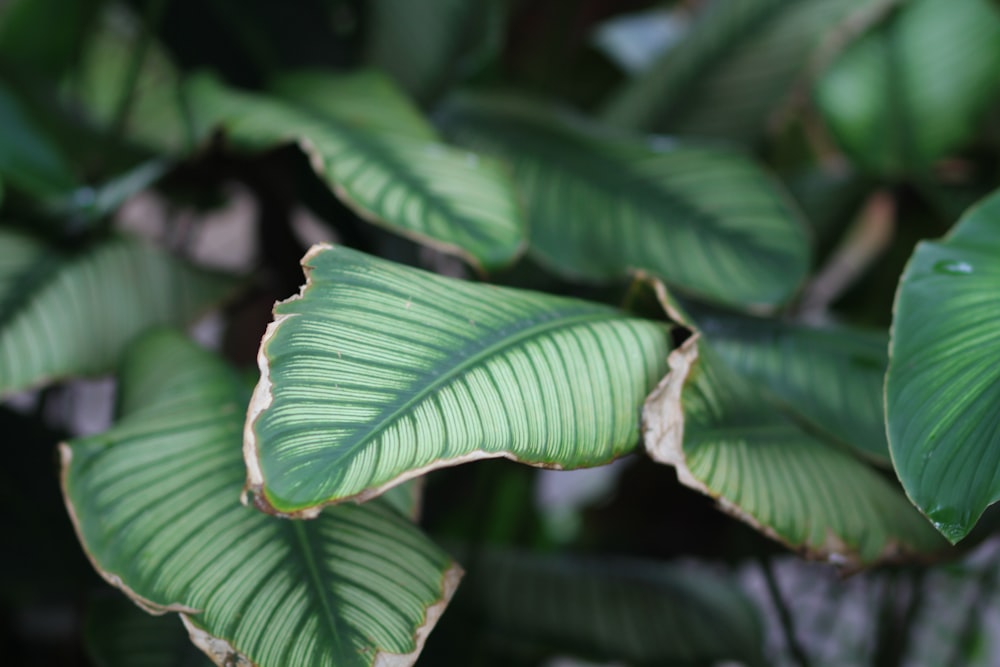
759 557 812 667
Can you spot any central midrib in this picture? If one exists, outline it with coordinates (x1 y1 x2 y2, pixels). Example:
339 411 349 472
273 307 648 490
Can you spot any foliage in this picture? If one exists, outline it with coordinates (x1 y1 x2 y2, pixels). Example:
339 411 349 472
4 0 1000 665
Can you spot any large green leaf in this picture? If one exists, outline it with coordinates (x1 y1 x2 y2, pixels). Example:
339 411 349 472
364 0 504 102
816 0 1000 176
439 94 810 309
186 74 524 272
886 190 1000 543
694 308 891 463
464 549 766 666
644 333 947 567
63 330 460 667
600 0 874 142
0 230 235 397
245 244 671 517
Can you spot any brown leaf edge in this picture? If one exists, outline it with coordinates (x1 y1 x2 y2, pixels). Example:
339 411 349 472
242 243 570 519
639 278 948 570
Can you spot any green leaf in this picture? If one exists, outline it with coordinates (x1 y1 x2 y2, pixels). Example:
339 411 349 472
886 189 1000 543
644 334 947 566
0 231 235 396
271 69 437 141
465 548 766 666
187 74 524 272
68 6 192 154
600 0 873 142
0 83 77 196
364 0 505 101
63 330 461 667
439 94 810 309
694 308 891 463
816 0 1000 176
245 244 671 517
0 0 102 77
85 596 214 667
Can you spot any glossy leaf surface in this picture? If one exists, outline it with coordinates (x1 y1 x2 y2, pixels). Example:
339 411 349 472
887 190 1000 542
644 336 947 567
0 230 234 397
187 75 524 272
63 331 460 667
245 244 671 516
440 94 810 309
816 0 1000 175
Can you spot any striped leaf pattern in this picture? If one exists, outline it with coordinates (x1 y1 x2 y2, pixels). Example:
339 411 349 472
186 74 524 272
694 308 891 463
465 549 766 666
245 244 671 516
816 0 1000 176
887 190 1000 543
439 94 810 308
63 330 460 667
644 336 947 567
600 0 872 141
0 230 235 397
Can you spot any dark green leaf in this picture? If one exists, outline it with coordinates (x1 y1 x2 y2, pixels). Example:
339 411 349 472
644 334 947 566
466 548 766 666
887 189 1000 542
816 0 1000 175
440 93 810 308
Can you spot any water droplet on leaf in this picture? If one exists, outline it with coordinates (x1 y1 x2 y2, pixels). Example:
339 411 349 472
933 260 973 275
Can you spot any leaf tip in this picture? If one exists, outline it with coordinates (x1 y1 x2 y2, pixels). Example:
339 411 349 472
372 561 464 667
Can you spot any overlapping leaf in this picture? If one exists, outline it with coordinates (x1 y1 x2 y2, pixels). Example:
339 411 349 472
465 549 765 666
63 330 460 667
439 94 810 308
694 308 890 463
644 333 947 567
0 230 235 397
244 244 671 517
186 74 524 272
600 0 875 142
816 0 1000 176
887 190 1000 543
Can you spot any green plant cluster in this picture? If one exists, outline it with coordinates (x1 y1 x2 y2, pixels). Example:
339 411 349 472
3 0 1000 665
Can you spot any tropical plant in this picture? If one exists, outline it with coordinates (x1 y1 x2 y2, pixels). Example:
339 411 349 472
4 0 1000 665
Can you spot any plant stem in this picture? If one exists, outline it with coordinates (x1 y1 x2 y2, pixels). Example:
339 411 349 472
759 557 813 667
